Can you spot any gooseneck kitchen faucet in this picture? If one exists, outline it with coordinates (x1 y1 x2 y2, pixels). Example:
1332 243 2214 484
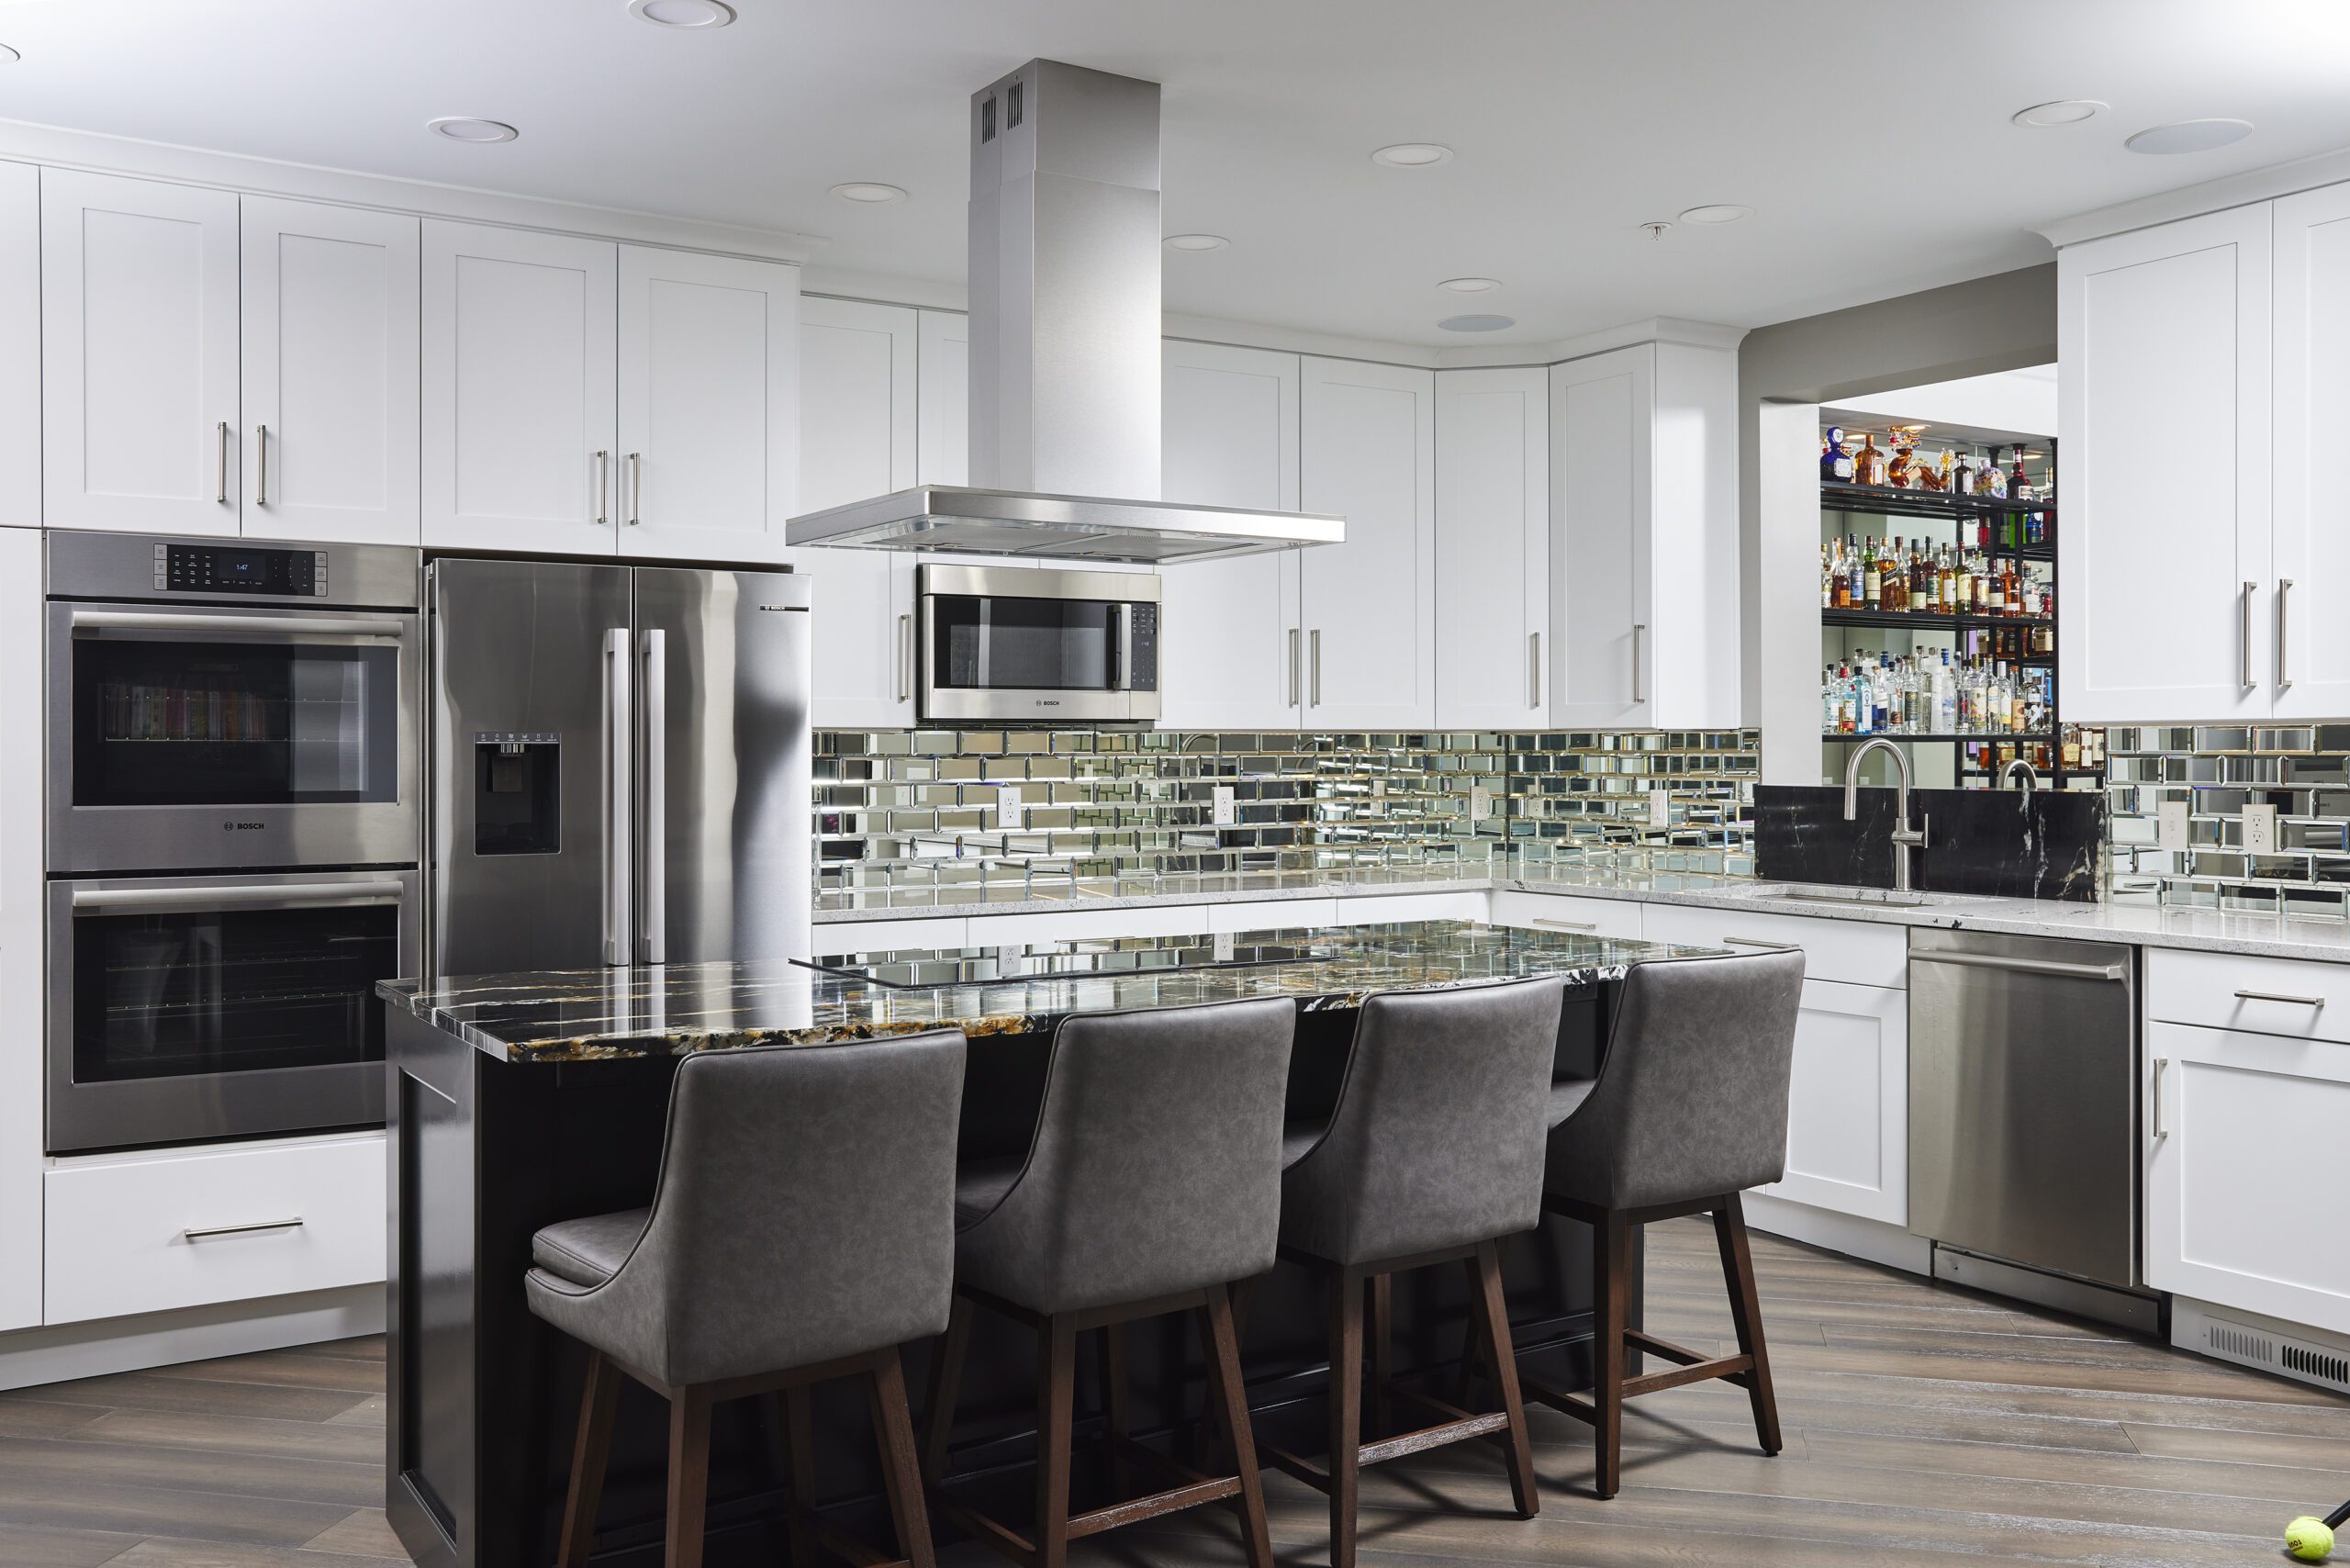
1843 737 1930 891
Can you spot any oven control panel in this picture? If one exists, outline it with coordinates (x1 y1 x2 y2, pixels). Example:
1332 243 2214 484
156 543 330 597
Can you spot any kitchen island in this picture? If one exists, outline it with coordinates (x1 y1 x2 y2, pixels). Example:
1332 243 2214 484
378 919 1717 1568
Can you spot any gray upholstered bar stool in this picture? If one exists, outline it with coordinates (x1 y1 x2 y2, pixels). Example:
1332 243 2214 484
524 1029 968 1568
1516 947 1805 1499
1269 974 1566 1568
920 996 1294 1568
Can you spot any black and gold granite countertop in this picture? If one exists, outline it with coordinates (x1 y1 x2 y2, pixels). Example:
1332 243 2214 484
375 920 1721 1064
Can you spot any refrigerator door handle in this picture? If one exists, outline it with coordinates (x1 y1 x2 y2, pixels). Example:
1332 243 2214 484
638 628 666 965
603 627 632 966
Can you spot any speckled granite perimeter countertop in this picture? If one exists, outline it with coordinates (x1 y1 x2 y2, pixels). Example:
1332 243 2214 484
377 920 1724 1064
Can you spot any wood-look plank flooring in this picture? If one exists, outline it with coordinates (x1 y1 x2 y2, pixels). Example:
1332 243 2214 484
0 1221 2342 1565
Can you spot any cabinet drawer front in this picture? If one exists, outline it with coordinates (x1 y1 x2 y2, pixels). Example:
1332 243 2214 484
966 903 1210 946
1489 891 1644 941
1638 903 1908 989
45 1135 385 1327
1210 898 1337 935
812 916 968 956
1329 890 1491 926
2145 948 2350 1042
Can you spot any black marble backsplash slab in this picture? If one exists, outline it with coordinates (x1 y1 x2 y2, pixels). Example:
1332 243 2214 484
1754 784 2107 902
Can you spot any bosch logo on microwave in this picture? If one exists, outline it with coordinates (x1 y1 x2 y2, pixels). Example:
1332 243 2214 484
222 821 267 832
1035 699 1060 707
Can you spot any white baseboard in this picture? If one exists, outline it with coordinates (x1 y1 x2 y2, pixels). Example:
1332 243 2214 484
1743 1193 1933 1275
0 1284 383 1392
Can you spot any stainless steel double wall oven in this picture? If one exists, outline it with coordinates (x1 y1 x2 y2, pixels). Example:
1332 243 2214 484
45 532 423 1153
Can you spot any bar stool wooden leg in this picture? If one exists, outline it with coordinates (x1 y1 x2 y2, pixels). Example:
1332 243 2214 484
1469 1239 1539 1519
1714 1193 1783 1457
555 1350 621 1568
1592 1210 1631 1500
868 1348 938 1568
665 1383 713 1568
1097 1321 1132 1497
781 1385 817 1568
1326 1268 1364 1568
1034 1316 1077 1568
1199 1284 1275 1568
920 1295 972 1484
1366 1272 1393 1441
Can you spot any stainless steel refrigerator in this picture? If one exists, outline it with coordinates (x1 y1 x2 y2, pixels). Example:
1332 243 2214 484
425 558 811 977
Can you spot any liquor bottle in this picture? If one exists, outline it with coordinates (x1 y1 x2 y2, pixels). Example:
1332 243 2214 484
2024 508 2047 547
1862 537 1882 610
1846 534 1865 606
1953 450 1975 496
1821 427 1855 482
2010 448 2032 501
1853 432 1887 487
1981 452 2008 498
1939 547 1958 612
2000 558 2021 617
1882 537 1906 611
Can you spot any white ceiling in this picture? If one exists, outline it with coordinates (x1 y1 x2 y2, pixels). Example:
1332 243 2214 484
4 0 2348 347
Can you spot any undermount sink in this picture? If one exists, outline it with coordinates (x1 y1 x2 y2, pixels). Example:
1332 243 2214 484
1738 883 1993 910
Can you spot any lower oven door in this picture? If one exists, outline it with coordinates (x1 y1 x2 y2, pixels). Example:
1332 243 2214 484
47 868 418 1154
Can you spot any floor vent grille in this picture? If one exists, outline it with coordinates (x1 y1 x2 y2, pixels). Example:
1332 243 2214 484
2198 1315 2350 1394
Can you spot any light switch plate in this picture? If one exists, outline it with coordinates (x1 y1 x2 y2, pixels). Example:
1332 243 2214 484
997 786 1023 830
1471 785 1493 821
2244 802 2278 855
1649 790 1672 829
2157 799 2189 852
1214 932 1234 962
1212 785 1236 826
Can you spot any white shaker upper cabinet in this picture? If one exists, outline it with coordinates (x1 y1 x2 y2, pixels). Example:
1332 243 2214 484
42 170 241 535
240 197 420 545
2271 183 2350 720
617 246 798 564
1159 341 1303 731
797 295 918 728
1550 347 1651 727
422 221 617 554
916 308 968 486
2060 204 2271 723
1435 367 1548 729
0 162 37 529
1299 356 1436 730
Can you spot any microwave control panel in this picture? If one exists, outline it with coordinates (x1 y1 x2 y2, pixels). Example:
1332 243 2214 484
156 543 330 597
1129 603 1158 691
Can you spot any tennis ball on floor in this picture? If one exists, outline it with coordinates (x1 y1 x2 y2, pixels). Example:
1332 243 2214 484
2287 1516 2335 1563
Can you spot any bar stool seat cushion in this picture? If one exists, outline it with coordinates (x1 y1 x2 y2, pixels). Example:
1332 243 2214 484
1547 1079 1597 1129
1281 1120 1326 1170
532 1207 649 1288
952 1158 1024 1228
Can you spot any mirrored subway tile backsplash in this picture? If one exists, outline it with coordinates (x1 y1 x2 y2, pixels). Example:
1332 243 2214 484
2105 724 2350 917
814 729 1759 910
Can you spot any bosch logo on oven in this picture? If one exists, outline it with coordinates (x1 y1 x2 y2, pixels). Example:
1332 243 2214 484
222 821 266 832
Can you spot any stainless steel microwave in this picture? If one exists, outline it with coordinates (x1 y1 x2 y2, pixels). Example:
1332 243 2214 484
918 564 1159 723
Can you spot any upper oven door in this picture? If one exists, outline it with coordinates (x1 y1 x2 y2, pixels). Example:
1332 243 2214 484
918 564 1160 724
47 600 422 873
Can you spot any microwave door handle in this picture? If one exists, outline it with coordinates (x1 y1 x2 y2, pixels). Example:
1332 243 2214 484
638 628 666 966
604 628 632 967
71 610 406 639
1115 603 1134 691
71 879 407 914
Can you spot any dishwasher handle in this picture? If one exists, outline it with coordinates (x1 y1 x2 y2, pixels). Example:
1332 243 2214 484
1911 948 2127 983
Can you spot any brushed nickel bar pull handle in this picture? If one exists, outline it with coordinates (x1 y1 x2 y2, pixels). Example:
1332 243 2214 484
2278 578 2294 690
1529 916 1596 932
603 628 632 966
626 453 642 526
1530 631 1542 709
1722 936 1801 952
897 613 913 704
184 1217 303 1242
1289 628 1300 707
594 450 610 525
639 629 666 965
254 424 268 506
215 421 229 504
1310 629 1321 707
2152 1058 2170 1139
73 879 404 913
72 610 404 638
1632 622 1647 703
2241 581 2255 688
2233 988 2326 1009
1911 949 2127 982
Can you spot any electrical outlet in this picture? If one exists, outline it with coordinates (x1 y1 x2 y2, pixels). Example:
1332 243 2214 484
1212 785 1236 826
1214 931 1234 962
2244 801 2279 855
1471 785 1493 821
2157 798 2189 852
1649 790 1672 829
997 785 1022 830
1371 777 1387 800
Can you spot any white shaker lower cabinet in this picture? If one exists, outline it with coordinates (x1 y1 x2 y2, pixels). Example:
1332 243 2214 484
1299 357 1435 730
1435 367 1548 729
422 220 617 554
0 162 39 529
1159 341 1304 730
42 169 242 536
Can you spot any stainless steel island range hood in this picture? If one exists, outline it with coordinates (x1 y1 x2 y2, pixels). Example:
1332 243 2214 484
786 60 1343 564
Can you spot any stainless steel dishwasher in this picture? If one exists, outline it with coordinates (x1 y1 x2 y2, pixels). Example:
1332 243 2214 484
1908 927 2155 1329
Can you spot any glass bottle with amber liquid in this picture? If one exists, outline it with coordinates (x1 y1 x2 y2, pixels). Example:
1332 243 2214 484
1853 432 1887 487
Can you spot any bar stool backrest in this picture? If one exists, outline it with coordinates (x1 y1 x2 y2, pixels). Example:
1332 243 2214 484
1546 950 1805 1212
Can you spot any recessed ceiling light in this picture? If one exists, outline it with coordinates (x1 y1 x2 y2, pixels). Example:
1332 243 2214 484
428 118 519 144
830 182 907 204
1371 143 1453 169
2126 118 2254 155
1438 277 1500 294
1678 204 1752 226
2012 99 2106 128
1438 314 1514 332
0 45 19 65
1164 233 1229 252
628 0 735 25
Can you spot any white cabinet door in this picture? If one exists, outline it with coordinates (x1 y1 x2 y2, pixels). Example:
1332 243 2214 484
1550 346 1651 727
1436 367 1548 728
42 171 241 535
1756 978 1907 1226
2272 183 2350 719
1300 357 1435 729
618 246 797 563
239 196 420 545
0 162 37 529
2060 205 2271 722
1160 341 1304 730
917 308 968 486
798 296 919 728
2146 1020 2350 1335
421 221 616 554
